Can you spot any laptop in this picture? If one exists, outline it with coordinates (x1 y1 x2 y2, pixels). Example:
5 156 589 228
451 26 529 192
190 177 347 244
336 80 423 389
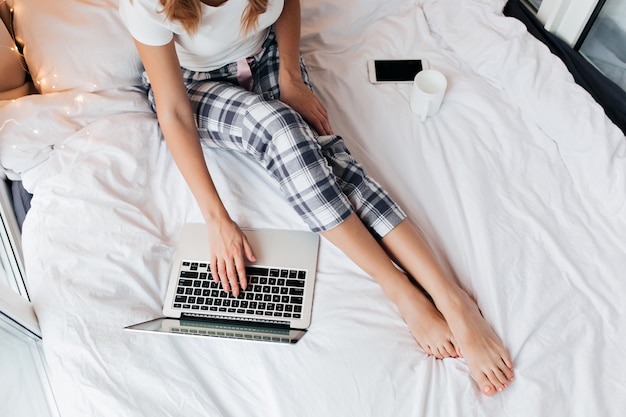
125 223 320 344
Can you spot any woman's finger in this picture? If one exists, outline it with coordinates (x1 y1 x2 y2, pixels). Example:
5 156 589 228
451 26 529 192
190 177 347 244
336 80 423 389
307 108 331 136
243 237 257 264
210 255 219 283
217 257 231 293
233 254 248 293
225 256 240 297
313 102 332 135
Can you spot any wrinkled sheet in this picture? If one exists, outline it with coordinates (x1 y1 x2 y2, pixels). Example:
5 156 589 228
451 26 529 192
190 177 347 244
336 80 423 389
2 0 625 416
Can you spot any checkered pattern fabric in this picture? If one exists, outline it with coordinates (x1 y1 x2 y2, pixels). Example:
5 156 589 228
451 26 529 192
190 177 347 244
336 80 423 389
144 30 406 238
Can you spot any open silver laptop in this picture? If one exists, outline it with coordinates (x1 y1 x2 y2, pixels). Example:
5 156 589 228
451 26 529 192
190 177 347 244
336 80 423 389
125 223 320 344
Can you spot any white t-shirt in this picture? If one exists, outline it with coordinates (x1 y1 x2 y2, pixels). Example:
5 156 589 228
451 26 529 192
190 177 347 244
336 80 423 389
119 0 284 71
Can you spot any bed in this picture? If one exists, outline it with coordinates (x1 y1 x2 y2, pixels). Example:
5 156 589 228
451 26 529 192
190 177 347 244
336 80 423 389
2 0 626 415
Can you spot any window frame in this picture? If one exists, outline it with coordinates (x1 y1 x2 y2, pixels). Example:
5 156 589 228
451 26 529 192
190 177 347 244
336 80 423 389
0 176 29 299
0 177 59 416
521 0 602 46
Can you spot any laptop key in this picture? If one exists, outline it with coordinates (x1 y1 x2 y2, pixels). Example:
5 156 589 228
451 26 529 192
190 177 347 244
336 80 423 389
176 262 311 323
246 267 269 276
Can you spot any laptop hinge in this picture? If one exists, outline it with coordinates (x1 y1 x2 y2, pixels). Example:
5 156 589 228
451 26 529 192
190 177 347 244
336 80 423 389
180 313 292 329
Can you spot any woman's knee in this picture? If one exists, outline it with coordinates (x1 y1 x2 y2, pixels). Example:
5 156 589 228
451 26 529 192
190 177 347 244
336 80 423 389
243 98 318 150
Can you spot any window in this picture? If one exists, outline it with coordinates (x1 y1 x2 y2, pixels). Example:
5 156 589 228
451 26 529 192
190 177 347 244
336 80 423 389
0 178 60 417
577 0 626 92
525 0 544 11
0 313 60 417
522 0 626 93
0 179 27 297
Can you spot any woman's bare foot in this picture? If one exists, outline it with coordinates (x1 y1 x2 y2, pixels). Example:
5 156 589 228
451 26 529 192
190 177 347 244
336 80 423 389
396 286 459 359
444 292 514 396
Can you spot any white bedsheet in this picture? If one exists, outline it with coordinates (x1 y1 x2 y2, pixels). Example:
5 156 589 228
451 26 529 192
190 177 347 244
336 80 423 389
2 0 625 416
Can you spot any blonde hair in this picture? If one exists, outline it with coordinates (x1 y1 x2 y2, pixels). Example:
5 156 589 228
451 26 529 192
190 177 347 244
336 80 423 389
241 0 268 35
158 0 268 35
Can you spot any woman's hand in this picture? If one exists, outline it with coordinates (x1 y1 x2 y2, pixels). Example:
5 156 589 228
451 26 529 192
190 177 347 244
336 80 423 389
206 218 256 297
279 78 334 136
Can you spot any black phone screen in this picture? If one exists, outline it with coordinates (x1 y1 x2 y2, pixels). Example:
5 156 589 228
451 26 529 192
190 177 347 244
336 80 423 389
374 60 423 82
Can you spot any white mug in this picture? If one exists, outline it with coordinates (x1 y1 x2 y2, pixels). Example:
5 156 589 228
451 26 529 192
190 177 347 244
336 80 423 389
410 69 447 121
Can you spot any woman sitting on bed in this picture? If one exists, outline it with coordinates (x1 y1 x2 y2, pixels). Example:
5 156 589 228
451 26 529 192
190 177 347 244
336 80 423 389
119 0 514 396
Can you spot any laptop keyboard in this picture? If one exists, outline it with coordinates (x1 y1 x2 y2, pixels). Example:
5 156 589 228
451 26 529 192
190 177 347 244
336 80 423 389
172 261 306 319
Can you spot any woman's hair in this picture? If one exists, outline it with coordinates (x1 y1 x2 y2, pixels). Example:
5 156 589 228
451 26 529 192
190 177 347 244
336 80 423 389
158 0 269 35
241 0 268 35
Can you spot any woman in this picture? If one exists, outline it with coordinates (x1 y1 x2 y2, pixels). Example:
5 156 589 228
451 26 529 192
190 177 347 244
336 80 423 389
119 0 514 396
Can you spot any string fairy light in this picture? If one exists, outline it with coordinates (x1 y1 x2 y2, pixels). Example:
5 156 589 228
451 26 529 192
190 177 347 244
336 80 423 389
0 118 23 133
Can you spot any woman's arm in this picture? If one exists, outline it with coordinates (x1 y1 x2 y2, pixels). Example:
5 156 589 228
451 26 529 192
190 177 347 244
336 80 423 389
133 39 255 295
273 0 333 135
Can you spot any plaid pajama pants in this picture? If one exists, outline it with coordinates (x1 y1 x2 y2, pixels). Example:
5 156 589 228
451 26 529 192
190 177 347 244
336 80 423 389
144 30 406 239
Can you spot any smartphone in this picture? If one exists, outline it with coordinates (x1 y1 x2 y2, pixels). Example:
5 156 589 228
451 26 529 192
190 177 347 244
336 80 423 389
368 59 430 84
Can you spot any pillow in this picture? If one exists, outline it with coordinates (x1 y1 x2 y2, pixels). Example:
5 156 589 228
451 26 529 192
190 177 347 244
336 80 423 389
12 0 143 94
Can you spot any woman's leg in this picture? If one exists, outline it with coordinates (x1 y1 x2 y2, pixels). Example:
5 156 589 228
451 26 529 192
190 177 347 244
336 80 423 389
378 220 514 395
322 216 514 395
320 213 458 359
311 136 514 392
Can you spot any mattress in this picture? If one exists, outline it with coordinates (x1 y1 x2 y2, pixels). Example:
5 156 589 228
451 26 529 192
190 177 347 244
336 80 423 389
1 0 625 416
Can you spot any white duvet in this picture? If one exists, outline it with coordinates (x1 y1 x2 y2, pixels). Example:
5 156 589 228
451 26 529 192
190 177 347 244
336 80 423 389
1 0 625 416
